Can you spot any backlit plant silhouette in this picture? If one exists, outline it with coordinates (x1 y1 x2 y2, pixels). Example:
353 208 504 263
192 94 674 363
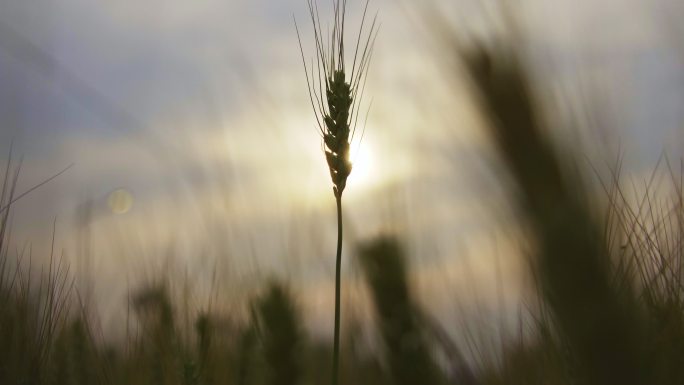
295 1 378 384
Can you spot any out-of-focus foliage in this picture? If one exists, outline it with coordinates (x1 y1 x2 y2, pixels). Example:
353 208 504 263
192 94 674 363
359 237 445 385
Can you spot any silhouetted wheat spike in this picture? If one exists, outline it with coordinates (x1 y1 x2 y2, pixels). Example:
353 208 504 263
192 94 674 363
324 70 353 198
295 1 378 385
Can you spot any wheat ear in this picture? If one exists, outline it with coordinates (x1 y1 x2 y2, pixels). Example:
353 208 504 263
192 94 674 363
295 1 378 384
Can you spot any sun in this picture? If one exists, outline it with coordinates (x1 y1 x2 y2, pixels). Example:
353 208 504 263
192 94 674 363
347 140 375 192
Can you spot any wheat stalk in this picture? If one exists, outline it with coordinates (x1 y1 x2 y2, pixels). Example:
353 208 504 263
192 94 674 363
295 1 378 384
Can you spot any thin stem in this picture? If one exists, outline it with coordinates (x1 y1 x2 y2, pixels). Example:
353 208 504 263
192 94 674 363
332 194 343 385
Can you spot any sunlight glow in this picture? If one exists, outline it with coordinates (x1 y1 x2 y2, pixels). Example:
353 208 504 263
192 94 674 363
347 140 375 191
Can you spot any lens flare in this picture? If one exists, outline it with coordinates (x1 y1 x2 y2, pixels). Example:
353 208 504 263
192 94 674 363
107 188 133 214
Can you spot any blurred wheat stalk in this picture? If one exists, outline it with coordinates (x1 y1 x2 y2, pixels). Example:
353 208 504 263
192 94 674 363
461 44 650 385
295 1 377 384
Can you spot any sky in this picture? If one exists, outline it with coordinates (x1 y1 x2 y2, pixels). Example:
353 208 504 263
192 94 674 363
0 0 683 339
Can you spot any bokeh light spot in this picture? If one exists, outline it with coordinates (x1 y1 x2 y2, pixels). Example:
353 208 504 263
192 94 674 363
107 188 133 214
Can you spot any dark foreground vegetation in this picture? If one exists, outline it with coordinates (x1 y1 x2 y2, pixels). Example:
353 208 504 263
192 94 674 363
1 42 683 385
